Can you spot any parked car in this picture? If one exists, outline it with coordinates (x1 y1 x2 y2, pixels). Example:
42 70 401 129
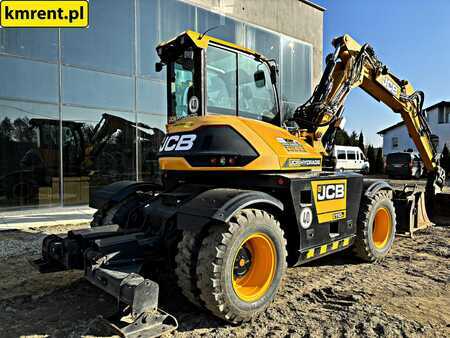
385 152 423 179
332 146 370 174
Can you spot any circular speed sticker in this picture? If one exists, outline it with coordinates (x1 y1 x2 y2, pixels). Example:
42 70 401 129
189 96 199 114
299 207 313 229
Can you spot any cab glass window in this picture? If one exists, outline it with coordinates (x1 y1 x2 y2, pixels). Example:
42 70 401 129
238 54 277 123
206 46 237 115
171 55 194 121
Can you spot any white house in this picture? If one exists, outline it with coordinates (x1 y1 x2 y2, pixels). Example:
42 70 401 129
378 101 450 155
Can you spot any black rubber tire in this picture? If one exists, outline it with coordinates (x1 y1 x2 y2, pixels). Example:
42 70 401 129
91 202 123 227
195 209 287 323
353 190 396 262
90 194 144 228
174 230 204 308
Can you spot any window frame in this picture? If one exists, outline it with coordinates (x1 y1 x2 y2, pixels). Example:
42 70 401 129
392 136 399 148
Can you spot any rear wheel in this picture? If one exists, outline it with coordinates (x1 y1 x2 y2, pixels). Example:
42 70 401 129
195 209 287 323
354 190 396 262
174 230 204 307
91 194 147 229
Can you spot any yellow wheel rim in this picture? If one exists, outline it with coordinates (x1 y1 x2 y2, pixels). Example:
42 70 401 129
232 233 276 302
372 207 392 249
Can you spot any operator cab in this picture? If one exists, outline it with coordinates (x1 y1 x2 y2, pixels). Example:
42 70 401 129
156 31 281 126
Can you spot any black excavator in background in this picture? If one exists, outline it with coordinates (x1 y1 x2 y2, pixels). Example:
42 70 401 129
32 31 450 338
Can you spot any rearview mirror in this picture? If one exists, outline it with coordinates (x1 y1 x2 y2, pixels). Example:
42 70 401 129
254 69 266 88
155 62 164 72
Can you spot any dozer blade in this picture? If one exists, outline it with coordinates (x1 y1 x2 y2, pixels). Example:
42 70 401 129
426 192 450 226
85 265 178 338
394 186 433 238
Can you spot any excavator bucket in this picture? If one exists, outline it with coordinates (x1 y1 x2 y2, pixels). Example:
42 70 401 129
394 186 434 237
426 192 450 226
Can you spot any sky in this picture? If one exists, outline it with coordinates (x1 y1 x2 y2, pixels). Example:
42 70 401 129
312 0 450 146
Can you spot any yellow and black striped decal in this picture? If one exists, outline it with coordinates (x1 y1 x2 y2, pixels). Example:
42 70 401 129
301 236 354 261
311 179 347 223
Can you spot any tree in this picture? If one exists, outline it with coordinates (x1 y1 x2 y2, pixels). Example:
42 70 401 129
0 117 14 141
13 117 35 143
335 129 350 146
367 145 375 175
375 148 384 174
349 131 358 146
441 144 450 174
358 131 365 152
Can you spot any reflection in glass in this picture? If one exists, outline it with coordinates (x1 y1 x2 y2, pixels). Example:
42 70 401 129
197 8 244 44
137 113 166 183
0 28 58 61
281 37 312 105
0 100 60 208
160 0 196 41
0 0 315 211
0 56 58 103
137 78 166 114
63 66 134 111
62 0 134 75
62 107 137 205
137 0 160 78
246 26 281 62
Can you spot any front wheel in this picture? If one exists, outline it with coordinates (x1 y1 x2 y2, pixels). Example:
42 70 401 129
353 190 396 262
195 209 287 323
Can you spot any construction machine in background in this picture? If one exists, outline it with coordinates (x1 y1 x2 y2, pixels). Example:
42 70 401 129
32 31 450 337
0 113 164 205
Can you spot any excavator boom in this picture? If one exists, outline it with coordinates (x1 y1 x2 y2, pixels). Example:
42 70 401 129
295 34 446 194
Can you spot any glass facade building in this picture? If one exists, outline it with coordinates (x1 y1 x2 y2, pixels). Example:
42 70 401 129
0 0 313 210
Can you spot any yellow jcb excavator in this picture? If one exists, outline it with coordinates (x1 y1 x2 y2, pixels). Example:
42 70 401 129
32 31 449 337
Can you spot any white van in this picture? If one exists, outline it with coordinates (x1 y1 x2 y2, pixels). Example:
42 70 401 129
332 145 370 174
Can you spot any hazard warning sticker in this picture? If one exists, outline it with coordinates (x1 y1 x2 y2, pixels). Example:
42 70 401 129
276 138 304 152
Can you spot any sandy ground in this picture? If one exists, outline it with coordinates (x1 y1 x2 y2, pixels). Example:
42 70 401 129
0 222 448 338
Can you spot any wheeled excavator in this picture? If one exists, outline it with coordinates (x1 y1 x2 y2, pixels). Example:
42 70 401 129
32 31 449 337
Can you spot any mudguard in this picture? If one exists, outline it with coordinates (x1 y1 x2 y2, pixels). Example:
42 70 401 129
362 179 393 198
176 188 284 231
90 180 162 210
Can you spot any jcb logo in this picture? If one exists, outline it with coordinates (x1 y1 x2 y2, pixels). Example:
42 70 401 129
159 134 197 152
317 184 345 201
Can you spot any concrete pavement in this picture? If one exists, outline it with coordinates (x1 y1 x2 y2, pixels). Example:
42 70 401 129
0 206 95 230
